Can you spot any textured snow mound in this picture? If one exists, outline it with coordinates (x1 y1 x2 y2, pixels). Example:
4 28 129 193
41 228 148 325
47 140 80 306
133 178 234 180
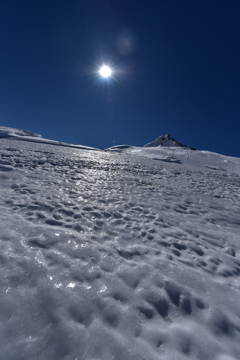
0 126 42 138
144 134 195 149
107 145 133 151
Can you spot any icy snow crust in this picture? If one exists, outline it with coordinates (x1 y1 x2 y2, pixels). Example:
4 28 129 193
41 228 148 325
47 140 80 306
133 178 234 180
1 138 240 360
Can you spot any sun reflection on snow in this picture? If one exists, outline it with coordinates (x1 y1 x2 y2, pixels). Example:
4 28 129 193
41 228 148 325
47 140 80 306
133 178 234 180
99 285 107 293
67 282 76 288
54 283 63 289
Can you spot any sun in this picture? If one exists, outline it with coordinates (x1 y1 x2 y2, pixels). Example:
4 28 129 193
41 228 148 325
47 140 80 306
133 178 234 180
99 65 112 78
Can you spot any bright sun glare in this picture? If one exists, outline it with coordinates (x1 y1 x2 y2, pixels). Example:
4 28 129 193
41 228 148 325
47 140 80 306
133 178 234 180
99 65 112 78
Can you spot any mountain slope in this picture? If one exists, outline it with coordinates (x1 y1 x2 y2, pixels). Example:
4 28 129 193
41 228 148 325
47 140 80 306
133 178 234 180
144 134 195 150
0 130 240 360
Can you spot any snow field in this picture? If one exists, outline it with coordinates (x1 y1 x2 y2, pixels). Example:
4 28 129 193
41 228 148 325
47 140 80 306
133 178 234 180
0 139 240 360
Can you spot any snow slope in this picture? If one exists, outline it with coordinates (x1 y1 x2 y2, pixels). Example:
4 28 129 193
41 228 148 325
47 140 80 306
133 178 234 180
1 131 240 360
0 126 98 151
108 144 240 176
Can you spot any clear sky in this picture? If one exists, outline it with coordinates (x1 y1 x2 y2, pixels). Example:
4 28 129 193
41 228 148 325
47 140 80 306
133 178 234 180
1 0 240 156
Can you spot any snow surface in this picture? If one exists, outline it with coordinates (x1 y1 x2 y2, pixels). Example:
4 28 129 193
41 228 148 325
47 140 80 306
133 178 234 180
1 129 240 360
108 145 240 176
0 127 98 151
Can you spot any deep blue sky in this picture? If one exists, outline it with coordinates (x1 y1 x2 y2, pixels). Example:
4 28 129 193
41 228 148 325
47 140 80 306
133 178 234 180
1 0 240 156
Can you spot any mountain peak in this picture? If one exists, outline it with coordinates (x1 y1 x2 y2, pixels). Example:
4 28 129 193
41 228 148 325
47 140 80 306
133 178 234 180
144 134 195 150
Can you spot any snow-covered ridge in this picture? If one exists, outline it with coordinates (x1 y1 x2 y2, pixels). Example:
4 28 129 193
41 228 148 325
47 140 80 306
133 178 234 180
0 126 98 151
0 126 42 138
144 134 196 150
